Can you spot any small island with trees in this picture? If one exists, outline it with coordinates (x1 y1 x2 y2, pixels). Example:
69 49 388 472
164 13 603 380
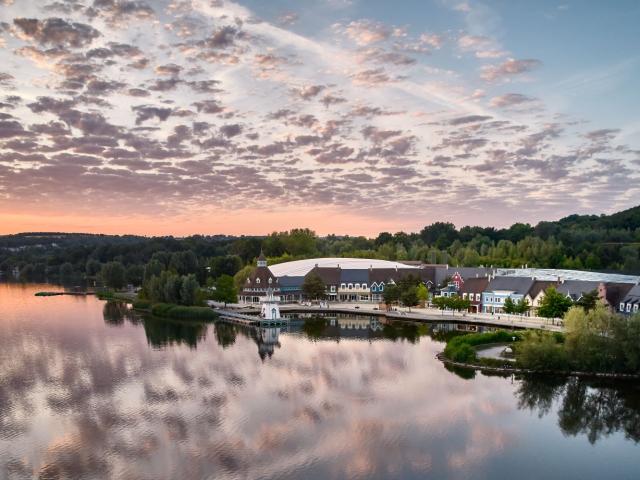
441 303 640 378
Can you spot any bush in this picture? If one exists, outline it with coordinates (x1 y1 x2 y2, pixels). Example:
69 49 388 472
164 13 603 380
132 299 151 310
443 330 521 364
516 331 568 371
151 303 217 320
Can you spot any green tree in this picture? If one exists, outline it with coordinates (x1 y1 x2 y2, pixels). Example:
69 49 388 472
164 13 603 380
100 261 126 290
59 262 74 282
143 260 163 284
451 296 471 311
215 274 238 305
209 255 242 279
416 283 429 305
125 264 144 286
85 259 101 277
515 298 531 315
538 287 574 318
302 272 326 300
179 274 200 306
234 265 254 290
432 296 449 310
503 297 516 314
400 286 419 311
383 284 400 305
574 289 599 312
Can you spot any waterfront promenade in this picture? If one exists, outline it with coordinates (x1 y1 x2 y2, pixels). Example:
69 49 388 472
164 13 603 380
208 301 563 332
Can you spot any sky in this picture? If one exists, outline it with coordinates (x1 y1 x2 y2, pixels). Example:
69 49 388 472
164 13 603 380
0 0 638 237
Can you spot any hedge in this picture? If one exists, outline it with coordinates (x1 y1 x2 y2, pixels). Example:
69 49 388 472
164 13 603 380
443 330 521 363
150 303 218 320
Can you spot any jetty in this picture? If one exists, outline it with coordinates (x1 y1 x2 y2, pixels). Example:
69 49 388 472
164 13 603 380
209 302 563 332
216 309 288 327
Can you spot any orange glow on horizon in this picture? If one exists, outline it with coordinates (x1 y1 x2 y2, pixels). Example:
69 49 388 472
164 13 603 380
0 208 424 237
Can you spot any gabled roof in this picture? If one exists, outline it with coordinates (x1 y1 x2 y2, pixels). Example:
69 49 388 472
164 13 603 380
306 266 341 285
556 280 600 299
528 280 558 299
460 277 489 294
622 284 640 304
243 265 278 291
485 276 535 295
603 282 634 306
369 268 425 284
434 266 496 286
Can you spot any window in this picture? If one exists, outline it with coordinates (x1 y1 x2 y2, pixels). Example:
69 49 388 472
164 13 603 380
462 293 467 299
341 283 346 289
626 303 632 312
355 283 360 289
256 278 261 284
330 285 336 292
620 302 625 311
348 283 353 290
634 304 639 313
268 278 272 284
476 293 481 301
379 285 384 292
362 283 367 290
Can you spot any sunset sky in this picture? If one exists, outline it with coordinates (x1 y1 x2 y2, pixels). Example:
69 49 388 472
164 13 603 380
0 0 638 236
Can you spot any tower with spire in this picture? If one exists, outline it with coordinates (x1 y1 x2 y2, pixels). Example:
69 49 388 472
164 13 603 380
239 248 280 303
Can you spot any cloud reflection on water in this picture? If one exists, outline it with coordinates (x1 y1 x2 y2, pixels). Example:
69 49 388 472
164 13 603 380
1 283 639 479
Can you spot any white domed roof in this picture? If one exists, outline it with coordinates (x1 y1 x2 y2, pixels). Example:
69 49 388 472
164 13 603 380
268 258 418 277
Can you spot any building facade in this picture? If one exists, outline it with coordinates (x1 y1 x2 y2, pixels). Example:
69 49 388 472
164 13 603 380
482 276 535 314
240 252 280 303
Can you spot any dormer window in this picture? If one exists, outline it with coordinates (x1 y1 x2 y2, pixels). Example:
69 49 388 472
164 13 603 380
362 283 367 290
348 283 353 290
256 278 261 284
379 284 384 291
355 283 360 289
268 278 272 284
341 283 346 289
620 302 625 311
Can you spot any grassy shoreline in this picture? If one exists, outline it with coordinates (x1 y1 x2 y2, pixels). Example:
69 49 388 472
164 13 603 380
99 292 218 321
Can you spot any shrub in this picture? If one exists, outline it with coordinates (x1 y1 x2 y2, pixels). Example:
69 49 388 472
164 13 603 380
132 299 151 310
443 330 521 364
151 303 217 320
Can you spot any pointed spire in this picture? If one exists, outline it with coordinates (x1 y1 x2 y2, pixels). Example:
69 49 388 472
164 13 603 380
257 249 267 267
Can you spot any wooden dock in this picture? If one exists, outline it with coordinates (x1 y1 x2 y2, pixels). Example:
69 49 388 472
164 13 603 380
215 309 288 327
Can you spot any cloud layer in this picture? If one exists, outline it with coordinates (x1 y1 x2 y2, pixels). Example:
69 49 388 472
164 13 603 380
0 0 638 234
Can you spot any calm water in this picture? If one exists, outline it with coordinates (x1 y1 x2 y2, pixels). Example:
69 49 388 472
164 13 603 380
1 283 640 480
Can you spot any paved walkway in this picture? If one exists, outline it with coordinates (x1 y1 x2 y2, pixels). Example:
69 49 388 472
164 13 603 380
213 301 563 332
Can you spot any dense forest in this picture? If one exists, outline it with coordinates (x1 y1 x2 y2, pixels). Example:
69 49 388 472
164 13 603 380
1 205 639 289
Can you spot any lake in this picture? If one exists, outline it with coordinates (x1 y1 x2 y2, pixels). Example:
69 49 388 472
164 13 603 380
1 283 639 479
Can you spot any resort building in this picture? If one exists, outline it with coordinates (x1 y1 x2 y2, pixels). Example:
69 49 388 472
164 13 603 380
338 269 370 302
240 251 280 303
524 280 558 314
482 276 535 314
599 282 635 312
557 280 600 302
460 277 489 313
619 284 640 314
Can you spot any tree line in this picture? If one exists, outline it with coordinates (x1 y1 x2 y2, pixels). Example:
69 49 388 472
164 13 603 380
2 205 639 290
